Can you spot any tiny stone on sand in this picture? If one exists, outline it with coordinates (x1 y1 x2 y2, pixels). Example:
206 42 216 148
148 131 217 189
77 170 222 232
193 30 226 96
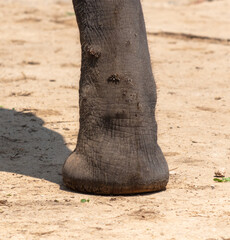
214 168 226 177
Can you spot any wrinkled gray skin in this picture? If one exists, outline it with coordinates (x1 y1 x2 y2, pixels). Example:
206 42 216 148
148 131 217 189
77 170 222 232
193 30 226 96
62 0 169 195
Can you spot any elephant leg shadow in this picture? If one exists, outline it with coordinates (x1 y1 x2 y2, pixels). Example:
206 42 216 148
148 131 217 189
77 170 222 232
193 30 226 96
0 108 71 184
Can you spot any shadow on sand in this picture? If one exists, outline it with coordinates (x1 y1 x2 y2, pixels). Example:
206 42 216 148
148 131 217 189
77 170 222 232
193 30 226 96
0 108 72 184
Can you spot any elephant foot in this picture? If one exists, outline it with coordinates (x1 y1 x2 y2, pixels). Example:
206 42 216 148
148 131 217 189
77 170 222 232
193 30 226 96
62 148 169 195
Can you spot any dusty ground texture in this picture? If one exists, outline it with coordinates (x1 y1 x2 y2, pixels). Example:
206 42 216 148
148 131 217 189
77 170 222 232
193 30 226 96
0 0 230 239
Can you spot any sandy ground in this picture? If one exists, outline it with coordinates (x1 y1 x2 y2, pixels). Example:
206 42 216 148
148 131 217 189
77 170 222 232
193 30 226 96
0 0 230 239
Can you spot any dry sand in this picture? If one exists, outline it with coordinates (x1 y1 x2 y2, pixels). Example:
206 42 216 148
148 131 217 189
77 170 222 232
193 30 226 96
0 0 230 239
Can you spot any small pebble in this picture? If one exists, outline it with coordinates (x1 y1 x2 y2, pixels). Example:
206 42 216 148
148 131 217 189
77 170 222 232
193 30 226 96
214 168 226 177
